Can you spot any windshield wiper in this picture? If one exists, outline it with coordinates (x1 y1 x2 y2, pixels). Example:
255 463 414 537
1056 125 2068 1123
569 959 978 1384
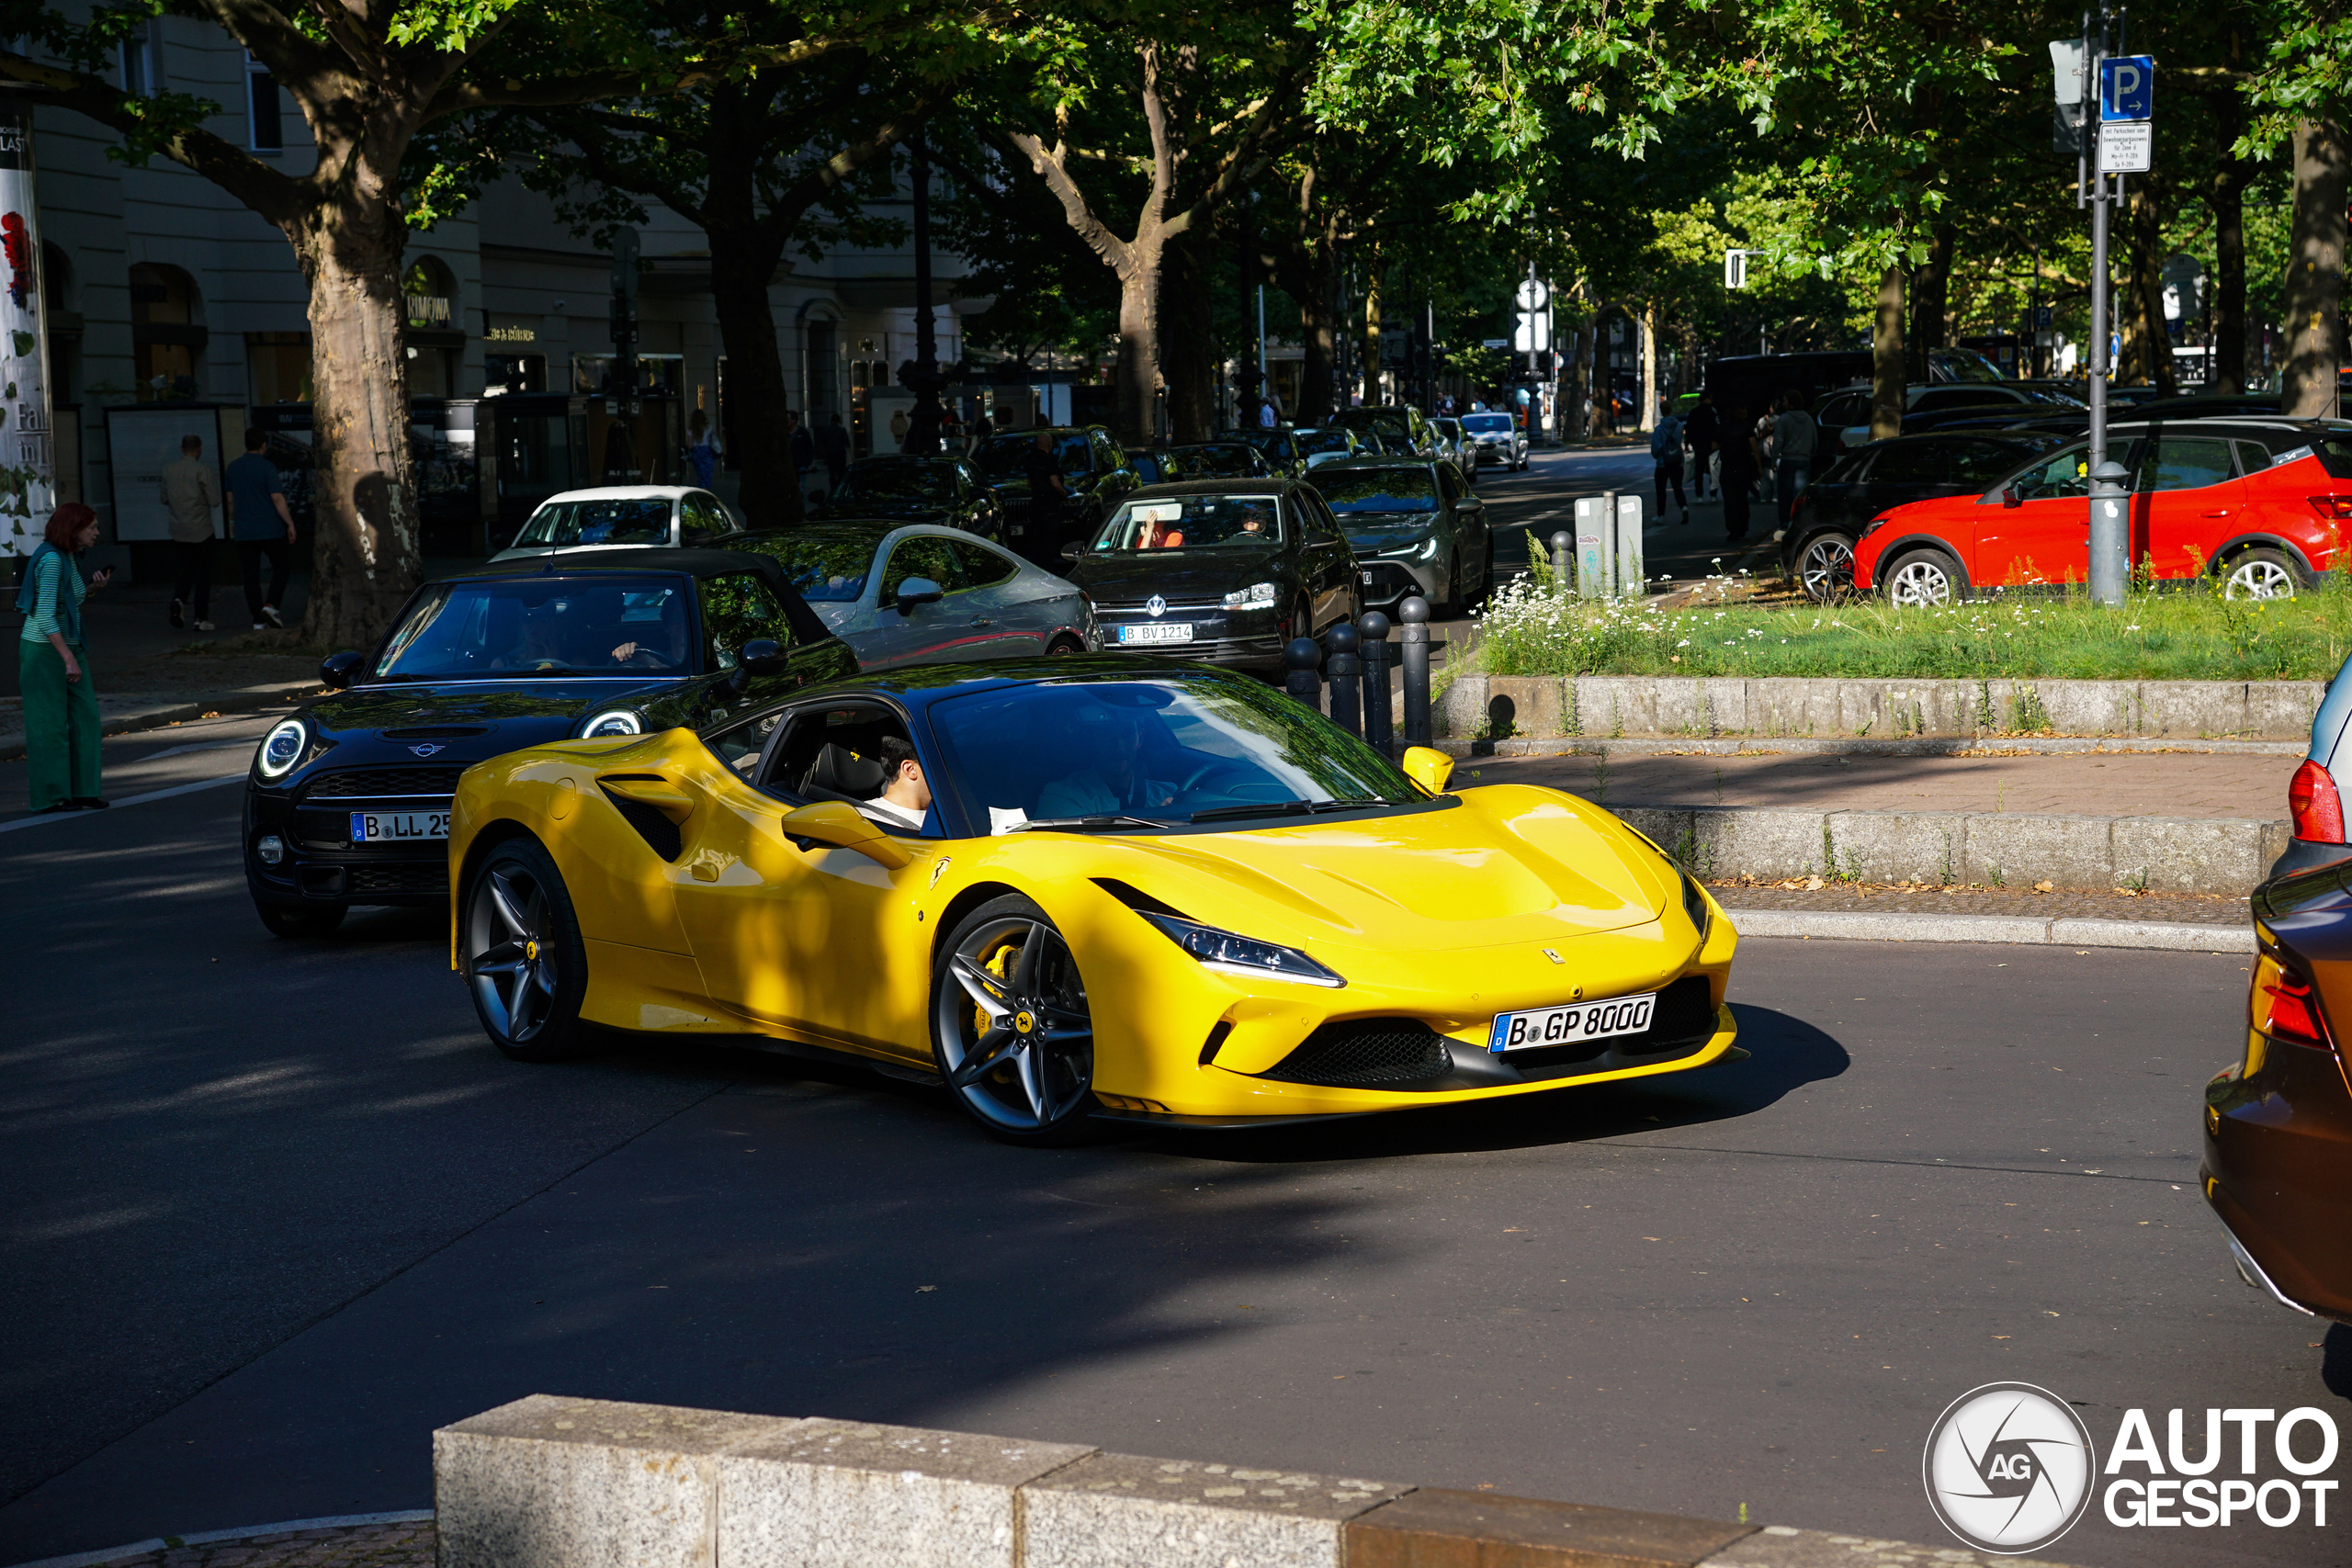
1307 796 1401 812
1008 814 1170 832
1189 799 1313 822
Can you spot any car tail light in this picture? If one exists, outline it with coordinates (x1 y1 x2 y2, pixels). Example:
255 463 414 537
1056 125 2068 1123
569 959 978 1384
2289 759 2346 843
2252 953 2332 1048
2309 495 2352 521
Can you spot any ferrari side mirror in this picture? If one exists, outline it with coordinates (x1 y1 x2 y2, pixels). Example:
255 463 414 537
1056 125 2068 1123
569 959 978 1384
1401 745 1455 795
778 799 913 869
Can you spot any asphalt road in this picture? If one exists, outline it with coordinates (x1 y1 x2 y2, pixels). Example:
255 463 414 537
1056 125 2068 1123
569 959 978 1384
0 718 2338 1566
1467 445 1780 600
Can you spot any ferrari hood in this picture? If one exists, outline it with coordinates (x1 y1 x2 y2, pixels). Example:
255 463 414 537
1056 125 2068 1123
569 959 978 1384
1070 544 1282 605
1091 785 1675 953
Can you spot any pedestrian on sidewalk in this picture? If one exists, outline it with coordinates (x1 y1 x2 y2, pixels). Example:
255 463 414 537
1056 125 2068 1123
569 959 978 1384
16 502 110 811
1718 404 1761 543
1771 388 1817 532
160 432 220 632
819 412 851 491
223 428 294 631
1649 399 1688 523
685 409 720 488
1684 389 1719 500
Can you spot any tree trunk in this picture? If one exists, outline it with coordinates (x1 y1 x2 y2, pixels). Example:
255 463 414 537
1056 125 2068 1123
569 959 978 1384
2285 118 2348 420
1570 316 1593 438
1871 265 1905 441
2206 85 2253 394
1159 230 1215 441
1295 270 1339 423
1360 266 1382 406
2121 180 2176 394
291 211 419 651
708 227 802 527
1638 299 1658 432
1907 222 1954 380
1114 248 1161 445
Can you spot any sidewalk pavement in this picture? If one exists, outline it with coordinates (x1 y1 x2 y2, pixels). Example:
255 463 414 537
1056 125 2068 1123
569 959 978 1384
16 1517 432 1568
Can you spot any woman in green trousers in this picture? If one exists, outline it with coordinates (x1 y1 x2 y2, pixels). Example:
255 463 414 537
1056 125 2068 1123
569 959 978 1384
17 502 111 811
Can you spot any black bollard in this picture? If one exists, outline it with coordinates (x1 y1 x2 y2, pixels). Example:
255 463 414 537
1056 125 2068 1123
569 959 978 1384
1325 620 1362 739
1398 595 1432 748
1550 529 1575 594
1359 610 1394 756
1283 637 1323 715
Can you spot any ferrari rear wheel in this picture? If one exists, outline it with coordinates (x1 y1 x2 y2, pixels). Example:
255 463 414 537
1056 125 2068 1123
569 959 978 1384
931 895 1095 1145
461 838 594 1062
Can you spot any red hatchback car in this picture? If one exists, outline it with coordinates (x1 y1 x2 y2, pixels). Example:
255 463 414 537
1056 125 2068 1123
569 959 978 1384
1851 418 2352 603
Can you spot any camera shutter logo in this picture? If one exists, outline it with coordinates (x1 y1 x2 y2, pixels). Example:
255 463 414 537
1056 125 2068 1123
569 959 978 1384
1923 1382 2096 1554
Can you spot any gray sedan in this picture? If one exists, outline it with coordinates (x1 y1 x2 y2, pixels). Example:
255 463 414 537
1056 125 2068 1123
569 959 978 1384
1314 457 1492 615
732 523 1100 670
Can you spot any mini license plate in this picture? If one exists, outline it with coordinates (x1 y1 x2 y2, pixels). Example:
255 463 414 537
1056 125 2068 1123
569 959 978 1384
350 809 450 842
1118 622 1194 645
1488 991 1656 1054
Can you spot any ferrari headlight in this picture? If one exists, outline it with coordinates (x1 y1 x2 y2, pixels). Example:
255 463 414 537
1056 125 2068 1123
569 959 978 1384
1681 872 1712 940
1139 911 1345 987
581 709 643 738
256 717 308 779
1221 581 1280 610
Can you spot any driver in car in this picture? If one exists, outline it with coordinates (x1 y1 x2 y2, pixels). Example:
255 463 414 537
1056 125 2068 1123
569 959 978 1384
608 611 688 669
858 737 933 832
1036 713 1178 818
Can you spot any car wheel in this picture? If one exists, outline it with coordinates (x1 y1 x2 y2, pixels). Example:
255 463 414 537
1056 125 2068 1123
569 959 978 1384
1434 552 1463 618
2222 547 2303 601
1796 533 1858 603
1046 635 1084 655
931 894 1095 1146
254 898 345 939
460 837 594 1062
1883 548 1962 607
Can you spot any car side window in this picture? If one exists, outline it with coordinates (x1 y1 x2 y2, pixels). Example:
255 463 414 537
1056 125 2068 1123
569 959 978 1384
697 572 797 669
950 539 1019 589
681 494 728 545
702 705 788 778
2235 441 2281 477
2142 436 2238 492
765 702 938 835
1435 464 1464 502
2014 445 2093 501
880 536 973 599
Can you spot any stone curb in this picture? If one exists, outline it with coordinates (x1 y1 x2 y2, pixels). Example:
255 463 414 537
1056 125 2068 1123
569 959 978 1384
1441 673 2325 745
1603 802 2284 897
1727 907 2254 953
428 1394 2074 1568
4 1512 434 1568
0 681 317 762
1445 735 2307 757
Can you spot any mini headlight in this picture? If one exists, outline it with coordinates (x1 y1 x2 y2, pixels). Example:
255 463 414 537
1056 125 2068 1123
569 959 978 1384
581 710 643 738
1221 581 1281 610
1138 911 1345 987
256 718 308 779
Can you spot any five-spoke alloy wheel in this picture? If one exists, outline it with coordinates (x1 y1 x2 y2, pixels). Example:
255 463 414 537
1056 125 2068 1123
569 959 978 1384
931 895 1096 1144
461 838 592 1061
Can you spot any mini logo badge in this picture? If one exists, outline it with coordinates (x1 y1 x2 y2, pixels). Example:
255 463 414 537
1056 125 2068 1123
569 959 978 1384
1146 595 1168 618
1923 1382 2096 1554
410 743 444 757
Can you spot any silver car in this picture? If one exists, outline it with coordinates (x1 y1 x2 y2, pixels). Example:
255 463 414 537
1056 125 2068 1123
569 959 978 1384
734 522 1100 670
492 486 744 560
1460 411 1527 470
1430 417 1479 484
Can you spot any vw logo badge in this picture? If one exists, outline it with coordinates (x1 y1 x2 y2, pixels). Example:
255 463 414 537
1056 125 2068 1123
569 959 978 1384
1146 595 1168 618
410 743 444 757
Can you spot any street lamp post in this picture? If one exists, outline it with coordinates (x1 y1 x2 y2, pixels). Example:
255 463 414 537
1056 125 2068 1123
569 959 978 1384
902 138 945 457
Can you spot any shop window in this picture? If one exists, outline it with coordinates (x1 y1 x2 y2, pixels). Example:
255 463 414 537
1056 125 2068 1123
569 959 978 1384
129 262 202 401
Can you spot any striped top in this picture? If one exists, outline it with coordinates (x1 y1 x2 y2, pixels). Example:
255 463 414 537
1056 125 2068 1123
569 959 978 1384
20 547 84 644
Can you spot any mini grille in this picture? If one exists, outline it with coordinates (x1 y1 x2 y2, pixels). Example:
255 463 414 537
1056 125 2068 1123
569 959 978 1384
1261 1020 1453 1089
346 863 447 894
302 766 468 798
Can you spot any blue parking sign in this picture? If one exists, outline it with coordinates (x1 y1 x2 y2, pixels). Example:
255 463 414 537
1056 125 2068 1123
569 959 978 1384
2100 55 2154 121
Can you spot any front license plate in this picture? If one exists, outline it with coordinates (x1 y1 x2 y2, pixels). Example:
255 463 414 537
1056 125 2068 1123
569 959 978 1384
1488 991 1655 1054
1118 622 1194 645
350 809 450 842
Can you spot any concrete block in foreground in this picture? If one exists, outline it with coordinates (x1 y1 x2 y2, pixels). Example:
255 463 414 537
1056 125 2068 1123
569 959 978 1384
1698 1523 2075 1567
1728 909 2054 946
2049 917 2254 953
1020 1450 1406 1568
1348 1487 1753 1567
719 1416 1091 1567
435 1394 796 1568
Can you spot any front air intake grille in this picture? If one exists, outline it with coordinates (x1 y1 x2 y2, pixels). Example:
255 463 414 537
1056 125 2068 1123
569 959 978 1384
302 767 468 799
345 863 447 895
1261 1019 1453 1088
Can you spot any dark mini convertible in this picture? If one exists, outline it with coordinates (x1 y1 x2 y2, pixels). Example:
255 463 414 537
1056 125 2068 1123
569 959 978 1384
1061 479 1361 677
243 547 854 936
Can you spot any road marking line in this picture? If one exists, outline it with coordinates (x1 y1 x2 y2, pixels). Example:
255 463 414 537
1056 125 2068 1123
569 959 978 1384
0 772 243 834
139 737 258 761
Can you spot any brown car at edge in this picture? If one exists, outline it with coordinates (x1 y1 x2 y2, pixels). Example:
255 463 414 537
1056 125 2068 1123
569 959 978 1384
2204 863 2352 1322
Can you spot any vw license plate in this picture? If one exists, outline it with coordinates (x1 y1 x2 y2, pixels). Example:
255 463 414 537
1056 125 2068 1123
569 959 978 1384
1488 991 1655 1054
350 810 449 842
1118 623 1193 645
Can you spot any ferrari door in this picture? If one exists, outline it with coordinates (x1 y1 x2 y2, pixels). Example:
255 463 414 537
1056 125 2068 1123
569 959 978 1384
666 706 938 1060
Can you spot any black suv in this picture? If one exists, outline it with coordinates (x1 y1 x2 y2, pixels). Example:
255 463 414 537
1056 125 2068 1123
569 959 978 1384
969 425 1140 566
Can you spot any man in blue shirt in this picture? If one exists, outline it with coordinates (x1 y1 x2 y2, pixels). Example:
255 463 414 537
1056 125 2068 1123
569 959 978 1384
223 429 294 630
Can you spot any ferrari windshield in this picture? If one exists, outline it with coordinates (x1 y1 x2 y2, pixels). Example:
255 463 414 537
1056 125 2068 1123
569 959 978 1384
1318 468 1439 514
373 574 695 679
1092 494 1284 552
927 675 1419 831
512 497 672 547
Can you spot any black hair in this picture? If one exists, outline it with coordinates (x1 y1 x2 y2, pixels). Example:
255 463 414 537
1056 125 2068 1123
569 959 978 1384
875 735 919 774
244 428 267 452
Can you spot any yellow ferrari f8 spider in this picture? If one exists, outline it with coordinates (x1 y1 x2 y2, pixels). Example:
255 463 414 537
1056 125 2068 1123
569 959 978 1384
447 660 1739 1144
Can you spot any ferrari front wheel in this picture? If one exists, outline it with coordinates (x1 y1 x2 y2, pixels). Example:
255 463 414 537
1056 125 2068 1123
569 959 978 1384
931 895 1095 1145
461 838 593 1062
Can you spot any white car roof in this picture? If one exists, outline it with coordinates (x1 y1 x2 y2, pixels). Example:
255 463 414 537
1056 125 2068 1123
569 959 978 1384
533 487 705 505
